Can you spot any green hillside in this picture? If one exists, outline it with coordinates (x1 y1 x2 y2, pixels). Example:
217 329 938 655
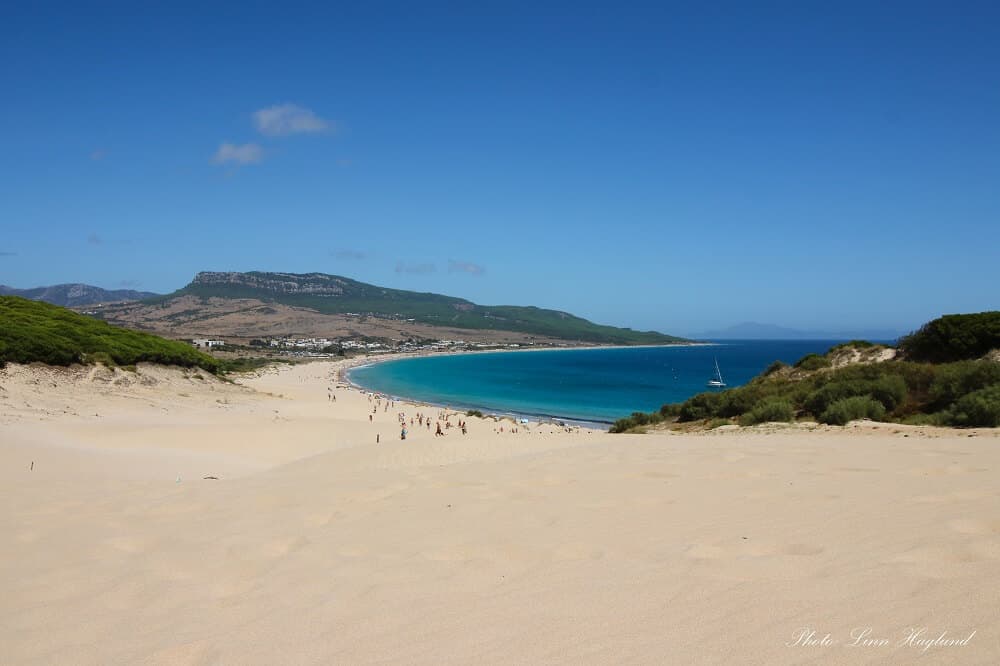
0 296 220 372
611 312 1000 432
161 271 686 345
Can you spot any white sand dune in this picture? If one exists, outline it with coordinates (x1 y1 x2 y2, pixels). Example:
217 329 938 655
2 360 998 664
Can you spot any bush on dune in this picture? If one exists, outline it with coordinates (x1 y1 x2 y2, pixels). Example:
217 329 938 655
794 353 831 371
946 385 1000 427
819 396 886 425
742 398 795 425
898 312 1000 362
927 361 1000 410
0 296 220 373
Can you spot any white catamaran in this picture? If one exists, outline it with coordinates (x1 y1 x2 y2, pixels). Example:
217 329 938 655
707 357 726 388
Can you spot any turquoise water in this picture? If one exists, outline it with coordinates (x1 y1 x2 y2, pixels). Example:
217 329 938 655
348 340 852 424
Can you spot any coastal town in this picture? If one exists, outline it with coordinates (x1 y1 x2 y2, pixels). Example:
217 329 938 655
192 335 534 358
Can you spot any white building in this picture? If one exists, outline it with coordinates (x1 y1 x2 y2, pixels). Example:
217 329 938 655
192 339 225 349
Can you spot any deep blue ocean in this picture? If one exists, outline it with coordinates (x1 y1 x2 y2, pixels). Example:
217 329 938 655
348 341 857 425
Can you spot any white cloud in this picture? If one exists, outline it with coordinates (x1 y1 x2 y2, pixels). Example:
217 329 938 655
212 142 263 165
448 259 485 276
253 104 330 136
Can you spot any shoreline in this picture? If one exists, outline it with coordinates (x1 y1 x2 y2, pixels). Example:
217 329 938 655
340 342 715 427
339 354 610 429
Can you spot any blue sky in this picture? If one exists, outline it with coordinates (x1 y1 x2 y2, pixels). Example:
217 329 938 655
1 2 997 336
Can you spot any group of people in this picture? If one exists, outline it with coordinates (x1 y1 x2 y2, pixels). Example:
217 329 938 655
353 391 476 442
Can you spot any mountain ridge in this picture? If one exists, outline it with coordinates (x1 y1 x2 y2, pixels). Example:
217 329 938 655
154 270 685 345
0 283 159 307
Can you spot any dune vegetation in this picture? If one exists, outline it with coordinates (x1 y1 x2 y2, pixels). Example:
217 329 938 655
611 312 1000 432
0 296 221 373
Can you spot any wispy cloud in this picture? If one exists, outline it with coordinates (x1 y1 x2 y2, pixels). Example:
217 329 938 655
87 233 102 245
253 104 330 136
396 261 436 275
331 249 367 261
212 142 263 166
119 279 141 288
448 259 485 276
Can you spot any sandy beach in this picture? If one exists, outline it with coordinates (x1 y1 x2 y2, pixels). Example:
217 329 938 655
2 359 999 665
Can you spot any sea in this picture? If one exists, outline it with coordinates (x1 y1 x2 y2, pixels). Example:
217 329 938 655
347 340 867 426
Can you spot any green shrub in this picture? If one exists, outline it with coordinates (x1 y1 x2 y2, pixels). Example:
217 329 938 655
609 410 664 433
819 396 886 425
708 417 734 429
946 385 1000 427
805 380 863 415
217 357 285 374
928 361 1000 410
830 340 877 351
794 353 831 371
715 385 765 417
466 409 484 418
678 392 724 421
763 360 789 376
899 312 1000 362
658 403 681 418
0 296 220 373
743 399 795 425
804 375 906 415
900 412 946 426
868 375 908 412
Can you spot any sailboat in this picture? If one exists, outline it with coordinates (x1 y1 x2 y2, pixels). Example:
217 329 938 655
707 357 726 388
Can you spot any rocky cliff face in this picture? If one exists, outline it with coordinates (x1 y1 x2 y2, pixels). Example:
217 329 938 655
191 272 347 296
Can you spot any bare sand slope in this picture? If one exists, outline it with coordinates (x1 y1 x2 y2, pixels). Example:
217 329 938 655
2 361 998 664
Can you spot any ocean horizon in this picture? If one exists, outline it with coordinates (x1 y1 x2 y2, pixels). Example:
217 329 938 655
348 340 860 424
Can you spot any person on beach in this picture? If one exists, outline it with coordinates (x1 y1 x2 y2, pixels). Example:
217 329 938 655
435 422 443 436
400 427 406 440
